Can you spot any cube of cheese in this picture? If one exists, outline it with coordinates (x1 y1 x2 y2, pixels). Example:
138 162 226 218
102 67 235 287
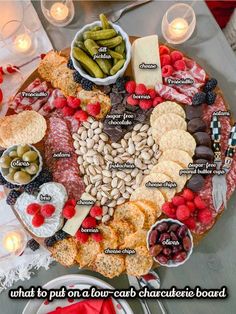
131 35 162 88
63 193 95 236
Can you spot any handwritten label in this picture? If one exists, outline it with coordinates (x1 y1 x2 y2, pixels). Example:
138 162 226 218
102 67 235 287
139 62 158 69
106 112 135 126
166 78 194 85
53 152 71 158
109 162 135 170
21 91 48 97
104 248 136 255
77 199 95 206
39 194 52 202
11 160 30 167
145 181 177 189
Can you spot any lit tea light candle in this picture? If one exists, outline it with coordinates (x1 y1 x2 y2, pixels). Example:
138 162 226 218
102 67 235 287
169 18 189 38
13 33 32 53
3 231 23 253
50 2 69 21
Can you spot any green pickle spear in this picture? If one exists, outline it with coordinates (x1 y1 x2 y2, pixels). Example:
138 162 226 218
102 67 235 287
99 13 110 29
97 36 123 48
83 29 116 41
110 59 125 75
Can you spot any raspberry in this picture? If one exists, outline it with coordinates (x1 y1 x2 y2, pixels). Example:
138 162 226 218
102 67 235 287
186 201 196 213
139 99 153 110
176 205 190 221
153 96 164 107
162 65 174 78
75 230 89 243
82 216 97 228
135 83 147 95
197 208 213 225
173 59 186 71
0 73 3 84
54 98 67 109
162 202 176 218
172 196 185 206
32 213 45 227
65 199 76 207
127 94 139 106
182 188 195 201
67 96 81 109
184 217 196 230
194 196 207 210
159 45 170 55
41 204 55 218
125 80 136 94
90 205 103 218
160 54 171 67
87 102 101 116
26 203 41 215
147 89 156 99
62 106 75 117
92 232 103 242
170 50 183 62
63 205 76 219
74 110 88 122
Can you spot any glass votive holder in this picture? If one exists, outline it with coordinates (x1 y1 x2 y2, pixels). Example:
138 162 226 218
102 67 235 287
0 20 38 56
41 0 75 27
162 3 196 44
0 225 27 260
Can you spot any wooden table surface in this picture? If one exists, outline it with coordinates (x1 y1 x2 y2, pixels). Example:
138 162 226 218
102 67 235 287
1 1 236 314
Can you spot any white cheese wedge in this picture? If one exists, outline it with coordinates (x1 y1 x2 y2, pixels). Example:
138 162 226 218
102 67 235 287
131 35 162 88
63 193 95 236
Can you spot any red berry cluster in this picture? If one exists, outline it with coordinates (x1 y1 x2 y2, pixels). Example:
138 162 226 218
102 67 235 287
125 81 163 110
159 45 186 78
62 199 77 219
75 205 103 244
26 203 56 228
54 96 101 122
162 188 213 231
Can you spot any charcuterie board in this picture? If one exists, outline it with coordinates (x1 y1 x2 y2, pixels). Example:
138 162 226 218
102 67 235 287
1 14 235 278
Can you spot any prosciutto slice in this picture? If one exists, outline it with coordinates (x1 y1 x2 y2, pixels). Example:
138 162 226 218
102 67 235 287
155 83 192 105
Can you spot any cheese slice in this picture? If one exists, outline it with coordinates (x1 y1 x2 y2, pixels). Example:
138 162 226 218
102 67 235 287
131 35 162 88
63 193 95 236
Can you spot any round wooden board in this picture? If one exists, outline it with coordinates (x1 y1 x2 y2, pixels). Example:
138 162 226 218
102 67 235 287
6 37 235 265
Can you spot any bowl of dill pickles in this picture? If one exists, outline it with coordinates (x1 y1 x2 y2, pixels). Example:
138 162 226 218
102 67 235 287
71 14 131 85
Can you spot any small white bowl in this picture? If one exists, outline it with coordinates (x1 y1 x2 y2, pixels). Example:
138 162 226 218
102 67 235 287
71 21 131 86
0 144 43 186
147 218 193 267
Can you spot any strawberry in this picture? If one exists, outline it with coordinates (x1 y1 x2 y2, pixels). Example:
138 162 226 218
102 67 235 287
182 188 195 201
147 89 156 99
159 45 170 55
82 217 97 228
176 205 190 221
54 98 67 109
87 102 101 116
127 94 139 106
162 65 174 77
67 96 81 109
194 196 207 210
74 110 88 122
197 208 213 225
170 50 183 62
139 99 153 110
32 213 45 227
90 205 103 218
153 96 164 107
63 205 76 219
62 106 75 117
135 83 147 95
172 196 185 206
41 204 56 218
125 80 136 94
160 54 171 67
26 203 41 215
173 59 186 71
92 232 103 242
75 230 89 243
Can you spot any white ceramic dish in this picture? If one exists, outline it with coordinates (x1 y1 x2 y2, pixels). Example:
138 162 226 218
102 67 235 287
0 144 43 186
147 218 193 267
71 21 131 85
23 274 133 314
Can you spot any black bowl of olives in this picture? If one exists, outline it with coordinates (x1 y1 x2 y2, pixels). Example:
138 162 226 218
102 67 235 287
0 144 43 185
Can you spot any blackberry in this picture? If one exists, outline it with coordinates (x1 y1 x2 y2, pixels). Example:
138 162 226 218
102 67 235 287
6 189 21 205
81 78 94 91
24 180 41 194
206 91 216 105
116 76 127 91
27 239 40 251
55 230 69 241
67 58 75 70
44 236 57 247
73 71 83 83
5 181 20 190
37 169 53 184
0 173 6 186
192 92 206 106
203 78 217 92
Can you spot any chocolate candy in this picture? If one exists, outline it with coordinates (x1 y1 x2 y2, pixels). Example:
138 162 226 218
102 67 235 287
185 105 203 120
187 118 206 134
186 174 205 192
195 145 214 160
193 132 211 147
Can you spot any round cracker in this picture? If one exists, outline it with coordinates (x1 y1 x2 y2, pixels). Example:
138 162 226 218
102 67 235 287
150 101 185 126
134 200 157 229
114 202 145 231
92 253 125 278
159 129 196 156
98 224 118 249
130 186 165 212
120 230 147 250
152 160 187 193
152 113 187 143
125 246 153 276
159 149 193 169
75 238 101 268
109 220 135 246
0 111 47 146
51 238 77 267
141 173 176 201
